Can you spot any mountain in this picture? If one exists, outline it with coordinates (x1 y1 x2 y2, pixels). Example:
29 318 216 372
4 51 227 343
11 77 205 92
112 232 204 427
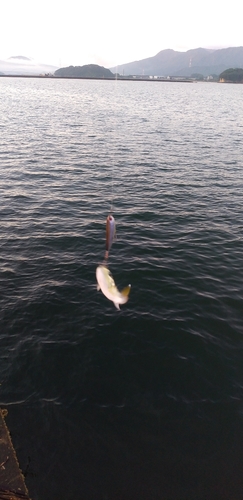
54 64 114 78
110 47 243 77
0 56 58 75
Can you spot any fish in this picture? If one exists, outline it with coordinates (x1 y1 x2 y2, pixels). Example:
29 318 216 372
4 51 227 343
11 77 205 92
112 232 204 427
105 214 116 259
96 265 131 310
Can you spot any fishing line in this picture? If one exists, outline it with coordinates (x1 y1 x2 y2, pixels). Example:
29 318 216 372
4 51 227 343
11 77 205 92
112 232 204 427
104 73 118 261
109 69 118 216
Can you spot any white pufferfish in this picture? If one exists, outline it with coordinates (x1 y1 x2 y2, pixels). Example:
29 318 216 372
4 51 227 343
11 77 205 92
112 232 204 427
96 265 131 310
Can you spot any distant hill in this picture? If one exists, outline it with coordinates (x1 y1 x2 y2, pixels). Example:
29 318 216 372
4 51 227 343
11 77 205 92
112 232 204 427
55 64 114 78
0 56 58 75
219 68 243 82
111 47 243 77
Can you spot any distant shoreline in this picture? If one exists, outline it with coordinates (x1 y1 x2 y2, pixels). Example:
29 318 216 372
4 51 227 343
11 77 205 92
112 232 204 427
0 74 195 83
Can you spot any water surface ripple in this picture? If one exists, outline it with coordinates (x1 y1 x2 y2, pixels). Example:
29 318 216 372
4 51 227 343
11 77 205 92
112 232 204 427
0 78 243 499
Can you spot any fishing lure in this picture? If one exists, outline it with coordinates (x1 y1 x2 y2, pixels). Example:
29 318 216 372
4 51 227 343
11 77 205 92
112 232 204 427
105 214 116 260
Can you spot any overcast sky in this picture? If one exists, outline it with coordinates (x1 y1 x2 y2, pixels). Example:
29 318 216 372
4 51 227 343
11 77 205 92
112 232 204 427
1 0 242 68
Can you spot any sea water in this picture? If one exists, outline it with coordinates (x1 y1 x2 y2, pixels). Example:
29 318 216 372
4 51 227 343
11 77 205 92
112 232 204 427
0 77 243 499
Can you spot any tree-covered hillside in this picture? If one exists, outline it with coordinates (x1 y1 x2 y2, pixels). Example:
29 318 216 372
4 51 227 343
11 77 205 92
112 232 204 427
55 64 114 78
219 68 243 82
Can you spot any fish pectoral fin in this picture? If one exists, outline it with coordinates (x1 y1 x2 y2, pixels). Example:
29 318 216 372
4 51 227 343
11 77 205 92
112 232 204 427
121 284 131 297
97 284 101 291
114 302 120 310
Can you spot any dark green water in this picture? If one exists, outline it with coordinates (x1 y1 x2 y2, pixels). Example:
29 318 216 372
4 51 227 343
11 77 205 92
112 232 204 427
0 77 243 499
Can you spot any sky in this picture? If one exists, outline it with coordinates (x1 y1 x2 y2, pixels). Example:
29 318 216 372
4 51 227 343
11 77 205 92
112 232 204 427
1 0 242 69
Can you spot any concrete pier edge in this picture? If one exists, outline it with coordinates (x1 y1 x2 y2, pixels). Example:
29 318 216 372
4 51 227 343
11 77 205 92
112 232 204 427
0 408 30 500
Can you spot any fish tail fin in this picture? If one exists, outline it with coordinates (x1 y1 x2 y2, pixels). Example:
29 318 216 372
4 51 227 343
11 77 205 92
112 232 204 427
121 284 131 297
